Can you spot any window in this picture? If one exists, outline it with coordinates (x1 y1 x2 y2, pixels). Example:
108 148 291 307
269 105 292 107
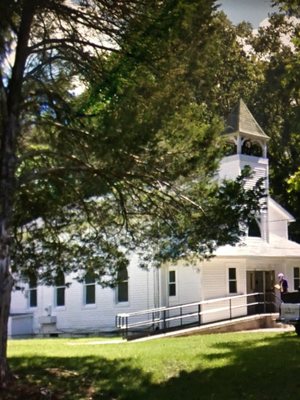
55 271 65 307
84 272 96 305
248 219 261 237
117 267 129 303
294 267 300 291
169 270 176 296
228 268 237 294
28 276 37 308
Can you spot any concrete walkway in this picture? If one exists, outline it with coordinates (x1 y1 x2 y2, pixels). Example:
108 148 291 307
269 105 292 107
67 314 295 345
130 313 294 342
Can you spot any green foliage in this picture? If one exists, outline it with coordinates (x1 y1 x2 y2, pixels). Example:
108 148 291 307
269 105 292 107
162 10 261 116
287 167 300 192
273 0 300 17
244 12 300 240
0 0 266 286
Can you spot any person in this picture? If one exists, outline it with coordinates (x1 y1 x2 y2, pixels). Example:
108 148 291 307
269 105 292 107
277 273 288 300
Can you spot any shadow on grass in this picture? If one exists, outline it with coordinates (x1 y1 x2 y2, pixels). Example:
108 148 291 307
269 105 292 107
149 333 300 400
6 333 300 400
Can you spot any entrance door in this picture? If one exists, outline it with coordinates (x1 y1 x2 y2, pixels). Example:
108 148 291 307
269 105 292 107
264 271 276 312
247 270 275 313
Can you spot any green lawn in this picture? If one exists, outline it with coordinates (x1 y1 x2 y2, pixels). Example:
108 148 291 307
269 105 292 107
6 331 300 399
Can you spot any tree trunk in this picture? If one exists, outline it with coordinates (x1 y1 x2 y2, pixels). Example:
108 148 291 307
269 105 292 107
0 116 19 387
0 262 13 387
0 0 35 387
0 111 22 388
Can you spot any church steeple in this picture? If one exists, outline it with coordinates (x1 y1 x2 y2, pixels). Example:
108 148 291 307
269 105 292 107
219 99 270 242
224 99 269 158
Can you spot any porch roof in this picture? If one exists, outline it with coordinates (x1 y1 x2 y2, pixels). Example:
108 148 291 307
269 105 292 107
216 234 300 258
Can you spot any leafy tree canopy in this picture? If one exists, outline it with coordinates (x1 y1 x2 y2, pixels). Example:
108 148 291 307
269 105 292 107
241 7 300 240
273 0 300 17
0 0 266 385
0 0 263 288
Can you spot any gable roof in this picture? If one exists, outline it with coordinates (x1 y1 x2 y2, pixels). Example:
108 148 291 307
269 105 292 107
225 99 270 141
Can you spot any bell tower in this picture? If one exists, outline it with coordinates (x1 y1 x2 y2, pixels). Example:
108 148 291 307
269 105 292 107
218 99 270 241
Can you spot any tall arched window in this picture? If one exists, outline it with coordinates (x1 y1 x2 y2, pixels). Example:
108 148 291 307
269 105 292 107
55 271 65 307
117 267 128 303
28 276 37 308
84 272 96 305
248 219 261 237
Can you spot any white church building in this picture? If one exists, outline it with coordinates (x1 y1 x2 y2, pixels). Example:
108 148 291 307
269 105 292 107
9 100 300 337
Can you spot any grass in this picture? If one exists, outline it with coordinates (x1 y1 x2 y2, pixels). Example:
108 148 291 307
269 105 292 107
4 331 300 399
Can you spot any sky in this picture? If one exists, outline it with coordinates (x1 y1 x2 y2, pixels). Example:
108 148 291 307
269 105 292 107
218 0 279 28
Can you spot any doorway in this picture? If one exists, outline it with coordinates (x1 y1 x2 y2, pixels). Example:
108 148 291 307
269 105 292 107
247 270 275 313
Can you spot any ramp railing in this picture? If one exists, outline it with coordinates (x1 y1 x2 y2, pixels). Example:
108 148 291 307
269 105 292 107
116 292 277 338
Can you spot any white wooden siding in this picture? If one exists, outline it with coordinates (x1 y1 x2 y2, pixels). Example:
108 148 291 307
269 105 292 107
219 154 269 191
268 201 289 239
166 262 202 307
200 260 247 323
10 255 158 334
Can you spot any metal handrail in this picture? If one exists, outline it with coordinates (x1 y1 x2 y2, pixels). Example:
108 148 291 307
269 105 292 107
117 292 262 318
116 292 277 336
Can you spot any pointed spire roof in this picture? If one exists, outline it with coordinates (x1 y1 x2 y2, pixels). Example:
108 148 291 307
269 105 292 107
225 99 269 141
